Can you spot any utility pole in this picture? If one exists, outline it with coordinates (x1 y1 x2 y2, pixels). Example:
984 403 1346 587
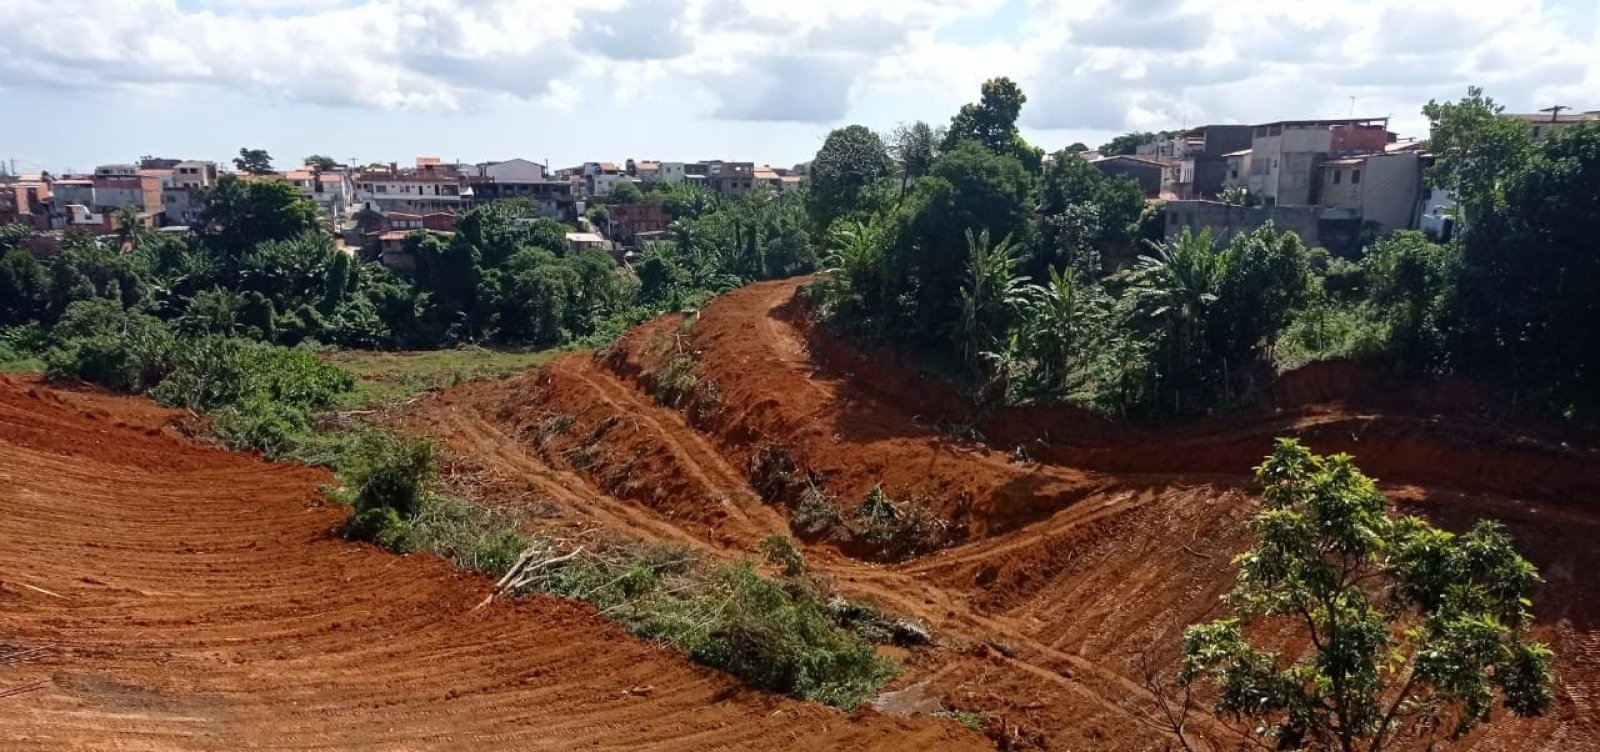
1539 105 1570 122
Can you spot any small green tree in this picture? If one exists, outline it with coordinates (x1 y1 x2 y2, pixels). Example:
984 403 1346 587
1180 439 1554 752
608 180 644 204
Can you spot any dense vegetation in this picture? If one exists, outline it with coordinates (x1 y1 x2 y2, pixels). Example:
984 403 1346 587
0 172 813 356
807 82 1600 422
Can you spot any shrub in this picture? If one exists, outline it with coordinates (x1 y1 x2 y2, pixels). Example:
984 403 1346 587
44 306 177 393
647 353 699 407
852 485 952 561
339 431 437 520
793 481 844 536
759 534 806 577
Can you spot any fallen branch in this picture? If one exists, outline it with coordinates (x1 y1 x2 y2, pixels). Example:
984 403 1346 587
0 680 48 700
474 545 584 610
4 581 63 599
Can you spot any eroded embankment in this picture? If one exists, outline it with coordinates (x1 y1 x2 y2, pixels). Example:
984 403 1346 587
404 278 1600 750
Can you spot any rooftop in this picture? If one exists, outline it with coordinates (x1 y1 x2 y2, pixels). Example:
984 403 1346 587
1510 111 1600 124
1255 117 1389 128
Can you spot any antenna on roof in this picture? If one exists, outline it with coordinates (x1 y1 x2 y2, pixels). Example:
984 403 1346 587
1539 105 1570 122
1349 97 1356 117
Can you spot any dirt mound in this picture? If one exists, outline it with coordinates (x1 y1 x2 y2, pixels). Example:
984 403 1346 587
407 277 1600 750
0 375 985 751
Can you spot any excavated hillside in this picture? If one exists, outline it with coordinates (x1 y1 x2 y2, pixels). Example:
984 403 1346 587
0 375 984 751
410 278 1600 750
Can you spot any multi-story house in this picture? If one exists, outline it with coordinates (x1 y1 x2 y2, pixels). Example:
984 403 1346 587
0 174 53 231
51 165 165 230
1240 117 1391 206
609 203 670 244
1166 117 1421 254
1159 125 1253 200
467 158 578 220
711 162 755 196
355 158 472 215
155 160 218 226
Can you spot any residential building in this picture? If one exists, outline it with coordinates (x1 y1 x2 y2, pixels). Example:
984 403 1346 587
1160 125 1253 200
1166 117 1417 254
609 203 670 244
159 160 218 226
51 165 165 228
355 158 472 214
711 161 755 196
753 166 783 192
1090 155 1168 197
627 159 661 182
565 231 606 254
312 170 356 219
1511 110 1599 140
656 162 687 183
1244 117 1390 206
0 175 53 231
1317 151 1421 234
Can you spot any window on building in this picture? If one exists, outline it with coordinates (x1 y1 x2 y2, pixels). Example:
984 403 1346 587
1230 169 1238 180
1332 170 1341 184
1351 169 1361 184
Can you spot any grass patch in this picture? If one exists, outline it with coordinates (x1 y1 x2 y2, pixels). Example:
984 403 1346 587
328 346 559 407
934 709 985 731
518 543 899 709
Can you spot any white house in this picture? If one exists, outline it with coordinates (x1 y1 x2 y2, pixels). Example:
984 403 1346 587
656 162 687 183
479 158 547 182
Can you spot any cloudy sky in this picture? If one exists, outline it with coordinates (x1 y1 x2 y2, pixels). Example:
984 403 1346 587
2 0 1596 174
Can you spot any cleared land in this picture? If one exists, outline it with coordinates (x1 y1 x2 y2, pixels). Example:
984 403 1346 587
0 374 982 750
5 276 1599 750
406 278 1600 750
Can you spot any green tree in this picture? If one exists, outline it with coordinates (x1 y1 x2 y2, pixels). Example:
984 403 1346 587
608 180 645 204
1099 131 1160 156
304 154 339 171
950 229 1028 370
1458 121 1600 413
0 247 49 325
1421 87 1534 226
1180 439 1553 752
112 206 147 253
233 147 275 175
1127 228 1225 402
1065 142 1089 153
196 175 320 261
806 124 893 229
889 121 939 195
942 77 1044 172
895 141 1035 335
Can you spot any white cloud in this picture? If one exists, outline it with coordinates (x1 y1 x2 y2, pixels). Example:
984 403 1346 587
0 0 1592 138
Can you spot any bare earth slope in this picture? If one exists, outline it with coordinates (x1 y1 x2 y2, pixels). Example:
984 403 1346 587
410 278 1600 750
0 375 985 751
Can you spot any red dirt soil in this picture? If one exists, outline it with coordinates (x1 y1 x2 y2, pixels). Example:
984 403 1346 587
408 278 1600 750
0 374 986 750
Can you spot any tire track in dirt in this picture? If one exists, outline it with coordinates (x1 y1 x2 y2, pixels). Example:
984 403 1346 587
0 375 987 751
400 278 1600 750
